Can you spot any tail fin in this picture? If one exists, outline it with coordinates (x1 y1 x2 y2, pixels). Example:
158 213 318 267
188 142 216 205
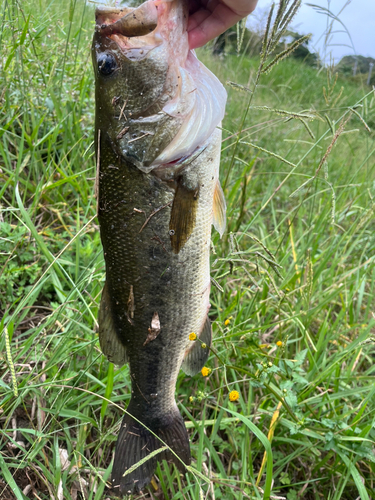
111 406 191 495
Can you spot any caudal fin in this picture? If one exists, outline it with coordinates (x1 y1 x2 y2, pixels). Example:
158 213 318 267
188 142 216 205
111 407 191 496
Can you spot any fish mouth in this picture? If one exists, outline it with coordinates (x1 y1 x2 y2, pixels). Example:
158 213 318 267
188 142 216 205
94 1 169 60
95 1 188 56
95 2 159 39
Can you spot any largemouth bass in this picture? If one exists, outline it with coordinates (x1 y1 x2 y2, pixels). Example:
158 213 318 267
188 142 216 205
92 0 227 494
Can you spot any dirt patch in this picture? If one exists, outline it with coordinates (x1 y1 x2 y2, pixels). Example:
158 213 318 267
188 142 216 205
0 467 50 499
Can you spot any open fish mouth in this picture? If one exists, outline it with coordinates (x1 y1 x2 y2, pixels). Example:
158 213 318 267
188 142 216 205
93 0 193 74
95 2 158 38
94 2 162 63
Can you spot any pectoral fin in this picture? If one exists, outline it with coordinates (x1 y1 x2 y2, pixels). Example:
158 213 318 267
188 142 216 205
169 175 199 254
99 282 128 366
181 316 212 376
213 180 226 237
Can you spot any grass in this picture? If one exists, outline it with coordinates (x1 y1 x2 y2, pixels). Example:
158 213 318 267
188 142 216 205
1 0 375 499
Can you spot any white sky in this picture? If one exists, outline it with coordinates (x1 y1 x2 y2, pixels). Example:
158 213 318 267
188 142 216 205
249 0 375 63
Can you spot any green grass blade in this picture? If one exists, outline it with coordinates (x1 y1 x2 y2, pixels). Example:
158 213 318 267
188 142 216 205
0 455 26 500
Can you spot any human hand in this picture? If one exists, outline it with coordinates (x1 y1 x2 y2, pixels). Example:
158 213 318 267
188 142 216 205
187 0 258 49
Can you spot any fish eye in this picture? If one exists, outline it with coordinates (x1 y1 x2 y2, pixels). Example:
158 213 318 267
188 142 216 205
97 52 117 76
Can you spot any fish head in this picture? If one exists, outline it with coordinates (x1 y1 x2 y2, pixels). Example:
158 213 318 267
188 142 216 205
92 0 190 168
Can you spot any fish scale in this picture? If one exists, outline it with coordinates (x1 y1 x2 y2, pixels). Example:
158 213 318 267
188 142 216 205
92 0 226 494
98 131 220 362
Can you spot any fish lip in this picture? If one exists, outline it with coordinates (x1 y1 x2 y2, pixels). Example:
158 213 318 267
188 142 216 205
94 8 162 60
95 2 159 38
96 24 157 39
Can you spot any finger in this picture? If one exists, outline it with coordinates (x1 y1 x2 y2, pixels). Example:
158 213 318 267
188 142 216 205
221 0 258 17
188 0 206 14
188 3 242 49
187 9 211 33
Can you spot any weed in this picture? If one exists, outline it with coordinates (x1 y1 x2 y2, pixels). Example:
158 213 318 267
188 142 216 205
1 0 375 499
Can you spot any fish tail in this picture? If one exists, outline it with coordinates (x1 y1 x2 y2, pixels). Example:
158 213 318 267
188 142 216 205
111 405 191 495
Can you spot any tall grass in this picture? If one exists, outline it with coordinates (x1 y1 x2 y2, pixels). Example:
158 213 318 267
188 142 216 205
1 0 375 499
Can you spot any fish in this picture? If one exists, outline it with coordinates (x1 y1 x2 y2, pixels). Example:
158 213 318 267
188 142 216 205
92 0 227 495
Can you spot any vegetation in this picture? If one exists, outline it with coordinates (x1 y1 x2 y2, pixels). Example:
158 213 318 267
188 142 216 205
1 1 375 499
213 28 318 67
337 55 375 75
284 31 318 66
336 55 375 87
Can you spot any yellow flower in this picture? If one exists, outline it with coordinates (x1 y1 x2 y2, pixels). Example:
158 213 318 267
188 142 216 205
224 316 233 326
276 340 283 347
201 367 211 377
229 390 240 402
189 396 195 402
189 332 197 341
